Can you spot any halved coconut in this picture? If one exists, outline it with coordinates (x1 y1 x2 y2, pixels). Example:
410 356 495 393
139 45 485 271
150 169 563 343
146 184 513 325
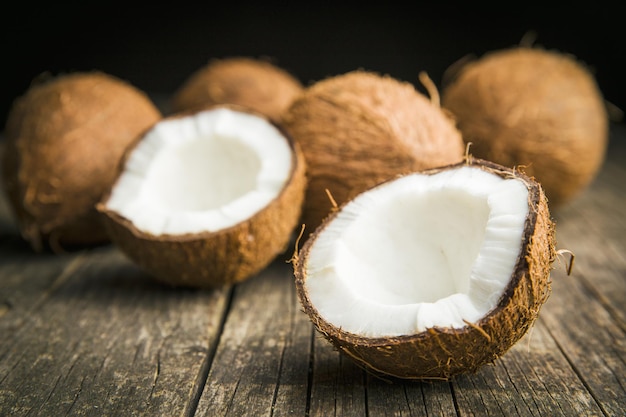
294 158 556 380
97 106 306 288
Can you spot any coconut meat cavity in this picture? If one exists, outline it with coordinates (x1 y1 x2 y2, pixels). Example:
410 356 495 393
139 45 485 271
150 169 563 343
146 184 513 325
305 166 529 337
104 107 292 235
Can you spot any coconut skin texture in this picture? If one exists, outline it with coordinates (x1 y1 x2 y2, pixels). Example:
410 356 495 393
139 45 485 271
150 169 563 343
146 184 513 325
97 109 307 288
282 70 465 232
293 158 557 380
170 56 304 122
2 71 162 252
441 46 609 209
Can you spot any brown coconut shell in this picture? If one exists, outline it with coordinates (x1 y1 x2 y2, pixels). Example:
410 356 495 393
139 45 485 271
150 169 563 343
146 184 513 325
441 46 609 209
170 56 304 122
294 158 557 380
2 71 162 252
96 107 307 288
282 70 465 232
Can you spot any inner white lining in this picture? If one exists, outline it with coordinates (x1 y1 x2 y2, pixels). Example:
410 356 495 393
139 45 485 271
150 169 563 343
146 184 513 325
105 107 292 235
305 166 529 337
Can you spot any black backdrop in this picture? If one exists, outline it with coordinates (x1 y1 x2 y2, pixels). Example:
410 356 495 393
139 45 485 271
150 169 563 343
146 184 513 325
2 3 624 126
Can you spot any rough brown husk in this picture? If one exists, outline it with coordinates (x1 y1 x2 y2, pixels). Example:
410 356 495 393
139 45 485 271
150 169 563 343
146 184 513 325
2 71 162 252
282 70 465 233
97 108 307 288
441 46 609 209
170 56 303 123
294 158 556 380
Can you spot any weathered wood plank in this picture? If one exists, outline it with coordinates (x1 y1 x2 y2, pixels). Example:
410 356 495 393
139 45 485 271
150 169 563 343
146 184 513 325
0 244 81 345
365 377 457 417
0 246 229 417
451 321 605 417
536 265 626 417
195 259 310 417
551 164 626 331
308 336 367 417
528 129 626 416
271 275 314 417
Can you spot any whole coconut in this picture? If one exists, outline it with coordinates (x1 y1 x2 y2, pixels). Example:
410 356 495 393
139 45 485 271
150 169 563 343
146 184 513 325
170 56 303 122
2 71 162 252
441 46 609 209
282 70 465 231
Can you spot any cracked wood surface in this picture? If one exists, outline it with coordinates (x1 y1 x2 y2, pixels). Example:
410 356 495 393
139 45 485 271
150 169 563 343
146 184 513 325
0 123 625 416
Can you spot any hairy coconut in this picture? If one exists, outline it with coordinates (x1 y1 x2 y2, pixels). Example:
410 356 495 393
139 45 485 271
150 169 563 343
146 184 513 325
441 46 609 209
282 70 465 232
97 106 306 288
2 71 162 252
170 56 303 122
294 158 557 380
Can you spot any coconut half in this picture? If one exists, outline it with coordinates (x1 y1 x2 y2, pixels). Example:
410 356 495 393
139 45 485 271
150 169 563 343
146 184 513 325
97 106 306 288
294 158 556 380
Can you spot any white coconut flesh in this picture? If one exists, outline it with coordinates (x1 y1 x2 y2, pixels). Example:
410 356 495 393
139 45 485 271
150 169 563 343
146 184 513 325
304 166 530 338
104 108 293 235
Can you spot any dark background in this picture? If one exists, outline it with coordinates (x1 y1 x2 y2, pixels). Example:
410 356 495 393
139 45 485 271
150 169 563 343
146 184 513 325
2 3 625 127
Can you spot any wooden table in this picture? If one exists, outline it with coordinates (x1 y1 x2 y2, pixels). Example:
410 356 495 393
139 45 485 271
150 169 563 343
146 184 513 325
1 122 625 417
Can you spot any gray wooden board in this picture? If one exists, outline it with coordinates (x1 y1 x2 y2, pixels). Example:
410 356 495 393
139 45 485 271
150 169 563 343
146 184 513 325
194 259 309 417
0 247 230 416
